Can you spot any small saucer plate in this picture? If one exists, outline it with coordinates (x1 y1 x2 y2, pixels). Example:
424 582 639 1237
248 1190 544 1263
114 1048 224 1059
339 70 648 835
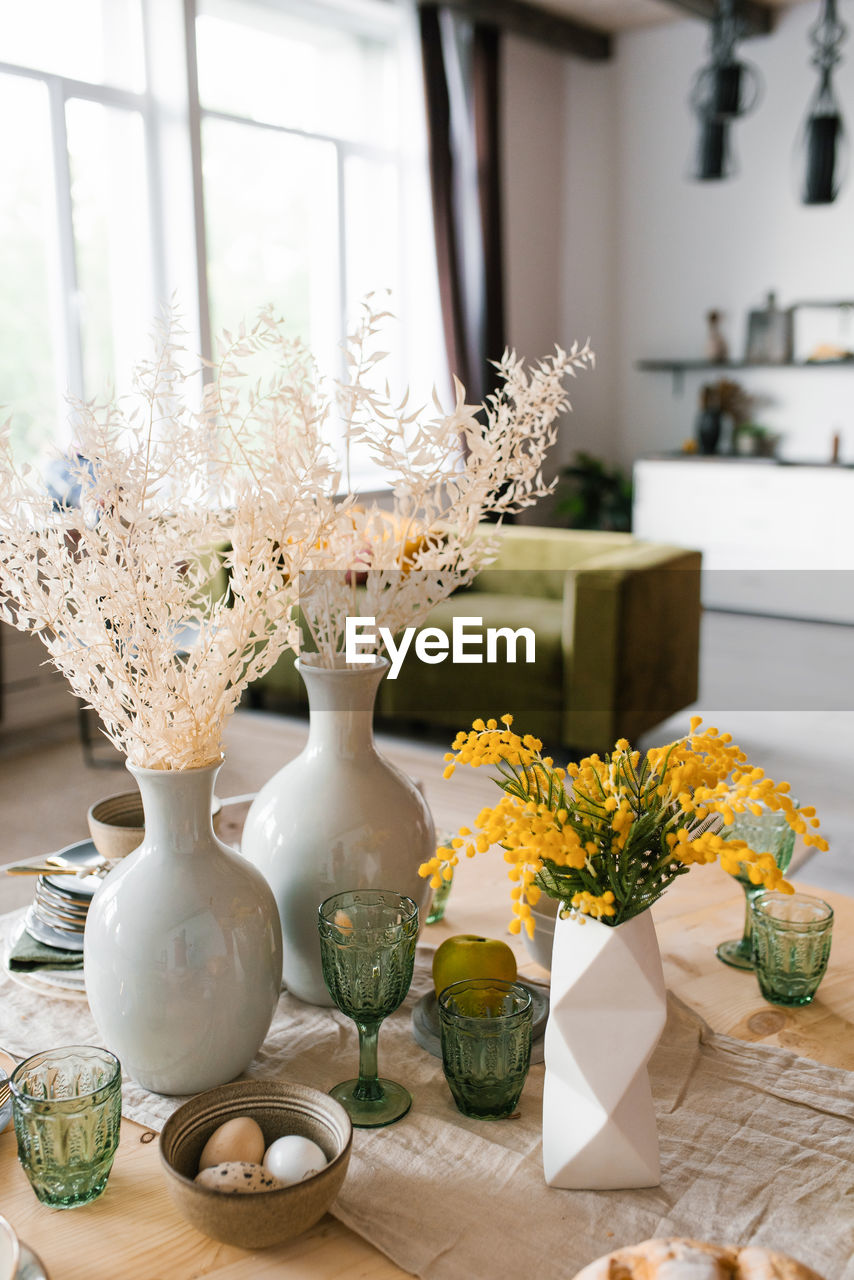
11 962 86 994
5 967 87 1003
42 840 103 897
23 906 85 954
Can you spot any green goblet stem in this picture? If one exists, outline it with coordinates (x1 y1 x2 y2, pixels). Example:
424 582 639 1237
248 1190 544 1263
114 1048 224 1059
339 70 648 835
716 877 764 970
354 1021 383 1103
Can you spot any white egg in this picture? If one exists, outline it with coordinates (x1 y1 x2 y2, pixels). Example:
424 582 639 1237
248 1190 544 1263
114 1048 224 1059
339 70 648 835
194 1161 282 1194
262 1135 328 1186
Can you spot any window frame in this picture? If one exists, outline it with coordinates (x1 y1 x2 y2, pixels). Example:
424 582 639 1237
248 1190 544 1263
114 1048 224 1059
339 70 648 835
0 56 162 415
0 0 442 485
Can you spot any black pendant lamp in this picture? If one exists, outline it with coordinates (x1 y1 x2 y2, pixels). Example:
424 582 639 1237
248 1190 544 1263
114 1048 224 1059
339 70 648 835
690 0 761 181
800 0 848 205
693 116 735 182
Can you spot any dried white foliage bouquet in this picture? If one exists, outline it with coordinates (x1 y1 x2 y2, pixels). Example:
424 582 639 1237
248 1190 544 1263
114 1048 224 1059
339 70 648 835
0 312 338 769
300 299 595 660
0 293 593 763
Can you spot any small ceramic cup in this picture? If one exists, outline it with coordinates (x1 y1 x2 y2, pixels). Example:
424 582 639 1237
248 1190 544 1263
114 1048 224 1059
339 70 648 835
438 978 533 1120
88 791 224 859
87 791 145 860
11 1045 122 1208
0 1216 19 1280
750 891 833 1006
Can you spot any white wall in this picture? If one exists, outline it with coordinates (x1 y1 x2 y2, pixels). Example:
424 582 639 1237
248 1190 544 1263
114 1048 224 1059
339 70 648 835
501 3 854 477
615 0 854 464
561 54 620 462
502 36 618 488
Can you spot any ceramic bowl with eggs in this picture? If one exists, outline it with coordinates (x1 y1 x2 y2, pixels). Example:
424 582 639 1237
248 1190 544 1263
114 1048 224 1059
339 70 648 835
159 1080 352 1249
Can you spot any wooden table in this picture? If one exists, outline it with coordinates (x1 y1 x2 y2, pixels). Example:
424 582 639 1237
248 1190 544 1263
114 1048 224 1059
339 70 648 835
1 787 852 1279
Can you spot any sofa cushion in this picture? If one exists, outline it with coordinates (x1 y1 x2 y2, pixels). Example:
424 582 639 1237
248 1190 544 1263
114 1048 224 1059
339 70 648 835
471 526 636 599
377 592 565 739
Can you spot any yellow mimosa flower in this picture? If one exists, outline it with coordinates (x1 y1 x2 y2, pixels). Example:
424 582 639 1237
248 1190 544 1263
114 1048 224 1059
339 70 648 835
418 714 829 931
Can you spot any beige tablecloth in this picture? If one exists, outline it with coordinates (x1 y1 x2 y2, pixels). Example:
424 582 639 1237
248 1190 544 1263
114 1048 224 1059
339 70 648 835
2 908 851 1278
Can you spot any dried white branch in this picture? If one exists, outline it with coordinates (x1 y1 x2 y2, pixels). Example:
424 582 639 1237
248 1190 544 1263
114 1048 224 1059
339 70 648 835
0 297 594 762
300 298 595 659
0 309 338 769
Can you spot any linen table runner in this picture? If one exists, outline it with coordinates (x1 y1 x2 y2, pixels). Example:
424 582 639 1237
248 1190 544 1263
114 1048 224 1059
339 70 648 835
1 908 852 1278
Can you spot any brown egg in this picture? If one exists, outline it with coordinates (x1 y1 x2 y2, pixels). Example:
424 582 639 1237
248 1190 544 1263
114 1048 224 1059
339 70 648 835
198 1116 265 1172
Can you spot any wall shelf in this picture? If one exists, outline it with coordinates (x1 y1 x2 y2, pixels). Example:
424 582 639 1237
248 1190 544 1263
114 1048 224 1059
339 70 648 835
636 357 854 393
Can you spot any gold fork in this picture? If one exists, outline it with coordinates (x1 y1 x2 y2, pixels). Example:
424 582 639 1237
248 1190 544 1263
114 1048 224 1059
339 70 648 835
0 1047 18 1116
5 864 91 876
5 856 112 877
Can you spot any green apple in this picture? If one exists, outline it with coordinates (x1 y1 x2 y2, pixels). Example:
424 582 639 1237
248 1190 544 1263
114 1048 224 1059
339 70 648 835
432 934 517 998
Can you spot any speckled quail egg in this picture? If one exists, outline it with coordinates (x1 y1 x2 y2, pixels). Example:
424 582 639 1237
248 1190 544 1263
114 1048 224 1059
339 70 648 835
262 1135 328 1186
194 1161 282 1194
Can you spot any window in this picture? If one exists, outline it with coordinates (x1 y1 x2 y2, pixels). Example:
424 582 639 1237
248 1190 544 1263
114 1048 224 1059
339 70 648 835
0 0 445 485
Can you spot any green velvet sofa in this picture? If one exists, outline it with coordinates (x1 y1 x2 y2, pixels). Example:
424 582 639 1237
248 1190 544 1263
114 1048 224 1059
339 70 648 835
248 526 702 756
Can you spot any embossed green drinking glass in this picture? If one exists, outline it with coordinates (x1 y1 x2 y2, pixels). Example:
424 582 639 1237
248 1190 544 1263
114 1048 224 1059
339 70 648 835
10 1045 122 1208
751 891 833 1006
439 979 533 1120
318 889 419 1128
716 804 797 970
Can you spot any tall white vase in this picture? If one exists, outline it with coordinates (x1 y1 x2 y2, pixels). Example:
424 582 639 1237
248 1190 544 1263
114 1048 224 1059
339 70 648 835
240 657 434 1006
542 909 666 1190
84 760 283 1095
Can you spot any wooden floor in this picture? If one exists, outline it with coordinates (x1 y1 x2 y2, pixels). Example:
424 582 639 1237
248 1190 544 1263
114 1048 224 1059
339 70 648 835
642 608 854 894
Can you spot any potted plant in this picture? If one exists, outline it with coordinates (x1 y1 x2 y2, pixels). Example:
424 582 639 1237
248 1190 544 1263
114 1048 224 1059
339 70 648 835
0 310 339 1092
732 421 779 457
239 300 595 1004
555 451 632 531
421 714 828 1189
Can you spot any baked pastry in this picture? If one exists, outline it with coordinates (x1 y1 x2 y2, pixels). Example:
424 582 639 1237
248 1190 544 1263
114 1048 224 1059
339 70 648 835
572 1237 825 1279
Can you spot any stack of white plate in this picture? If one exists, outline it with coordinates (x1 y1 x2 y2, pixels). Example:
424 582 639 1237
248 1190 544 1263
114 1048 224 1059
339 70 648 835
30 877 88 946
20 839 104 996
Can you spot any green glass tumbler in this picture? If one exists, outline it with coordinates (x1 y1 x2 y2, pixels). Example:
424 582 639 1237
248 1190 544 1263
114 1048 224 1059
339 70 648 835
10 1045 122 1208
438 979 533 1120
716 806 796 971
318 889 418 1129
750 891 833 1006
425 876 452 925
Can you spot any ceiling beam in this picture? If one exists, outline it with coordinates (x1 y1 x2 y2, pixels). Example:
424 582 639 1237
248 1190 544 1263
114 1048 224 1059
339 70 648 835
418 0 612 61
659 0 775 37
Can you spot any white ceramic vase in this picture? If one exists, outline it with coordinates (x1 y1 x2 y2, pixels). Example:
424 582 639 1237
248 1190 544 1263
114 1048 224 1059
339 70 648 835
240 656 434 1006
84 760 283 1095
542 908 667 1190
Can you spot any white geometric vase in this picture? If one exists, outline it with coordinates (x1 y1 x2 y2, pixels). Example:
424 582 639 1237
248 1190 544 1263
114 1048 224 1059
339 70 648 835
542 908 666 1190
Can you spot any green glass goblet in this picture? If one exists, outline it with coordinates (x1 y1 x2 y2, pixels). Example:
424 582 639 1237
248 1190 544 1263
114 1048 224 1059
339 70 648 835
716 805 796 970
317 889 419 1128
